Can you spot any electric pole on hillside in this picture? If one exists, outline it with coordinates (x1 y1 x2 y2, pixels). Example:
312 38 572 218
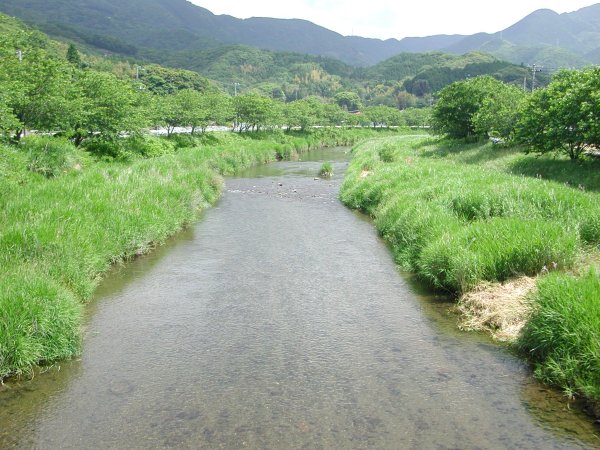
233 82 240 96
530 64 542 93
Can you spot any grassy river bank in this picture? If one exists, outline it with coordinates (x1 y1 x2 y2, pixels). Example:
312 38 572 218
340 135 600 410
0 128 395 379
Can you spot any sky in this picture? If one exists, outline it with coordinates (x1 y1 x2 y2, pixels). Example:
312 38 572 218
190 1 599 40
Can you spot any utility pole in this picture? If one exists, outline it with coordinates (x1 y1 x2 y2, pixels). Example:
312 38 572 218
531 64 542 93
233 82 240 96
523 76 527 92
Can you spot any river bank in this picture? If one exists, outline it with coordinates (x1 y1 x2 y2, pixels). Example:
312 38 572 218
340 135 600 412
0 128 398 379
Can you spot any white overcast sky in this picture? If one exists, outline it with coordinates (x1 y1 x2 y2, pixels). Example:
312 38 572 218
189 1 598 40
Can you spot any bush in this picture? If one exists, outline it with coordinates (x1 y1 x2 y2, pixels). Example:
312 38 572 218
22 136 88 177
518 270 600 401
124 135 175 158
319 162 333 177
378 143 397 163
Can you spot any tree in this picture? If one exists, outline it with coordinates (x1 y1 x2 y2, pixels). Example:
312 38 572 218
66 44 82 67
432 76 508 139
0 47 84 139
334 91 362 111
472 83 526 141
400 108 432 128
516 68 600 160
201 92 234 129
284 97 328 130
233 93 281 132
395 91 417 110
71 71 147 144
138 64 212 95
364 106 404 128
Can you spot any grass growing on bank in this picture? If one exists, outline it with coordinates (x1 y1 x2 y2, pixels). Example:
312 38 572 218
341 136 598 292
518 270 600 402
340 135 600 404
0 128 398 379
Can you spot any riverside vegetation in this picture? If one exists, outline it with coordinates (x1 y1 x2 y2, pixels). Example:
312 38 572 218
340 135 600 410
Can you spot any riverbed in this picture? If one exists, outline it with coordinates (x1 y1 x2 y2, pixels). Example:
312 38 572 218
0 147 597 448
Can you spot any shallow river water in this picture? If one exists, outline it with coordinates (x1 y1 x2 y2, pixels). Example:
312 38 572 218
0 147 598 449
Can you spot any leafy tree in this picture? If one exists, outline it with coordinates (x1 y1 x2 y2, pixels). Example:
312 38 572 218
233 93 281 132
472 83 526 141
400 107 432 128
319 102 345 126
0 97 20 140
138 64 212 95
432 76 508 139
334 91 362 111
284 98 318 131
0 47 83 139
364 106 404 128
66 43 81 67
72 71 147 144
201 92 234 128
395 91 417 110
516 68 600 160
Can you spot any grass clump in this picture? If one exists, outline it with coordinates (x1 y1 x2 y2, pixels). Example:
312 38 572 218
518 270 600 402
418 218 577 293
319 162 334 177
22 136 89 177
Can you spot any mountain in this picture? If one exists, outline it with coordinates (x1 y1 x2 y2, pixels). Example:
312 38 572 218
442 6 600 66
0 0 597 67
0 0 408 66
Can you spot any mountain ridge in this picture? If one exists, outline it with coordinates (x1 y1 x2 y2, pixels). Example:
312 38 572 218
0 0 598 67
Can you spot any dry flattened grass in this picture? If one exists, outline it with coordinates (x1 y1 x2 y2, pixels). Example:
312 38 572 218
456 276 537 342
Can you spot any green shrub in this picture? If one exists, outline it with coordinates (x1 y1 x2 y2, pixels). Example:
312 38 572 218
124 135 175 158
167 133 201 149
518 270 600 401
319 162 333 177
83 137 124 159
378 143 397 163
22 136 87 177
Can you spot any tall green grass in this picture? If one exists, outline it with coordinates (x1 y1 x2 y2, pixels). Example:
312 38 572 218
341 135 600 405
518 271 600 402
1 129 396 379
341 136 597 293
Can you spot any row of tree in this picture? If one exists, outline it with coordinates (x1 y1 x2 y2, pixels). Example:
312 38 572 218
0 33 432 145
431 68 600 160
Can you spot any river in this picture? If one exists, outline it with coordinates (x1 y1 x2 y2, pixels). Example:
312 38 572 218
0 147 597 449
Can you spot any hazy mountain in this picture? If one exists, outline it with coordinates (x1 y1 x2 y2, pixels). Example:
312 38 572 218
0 0 598 67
